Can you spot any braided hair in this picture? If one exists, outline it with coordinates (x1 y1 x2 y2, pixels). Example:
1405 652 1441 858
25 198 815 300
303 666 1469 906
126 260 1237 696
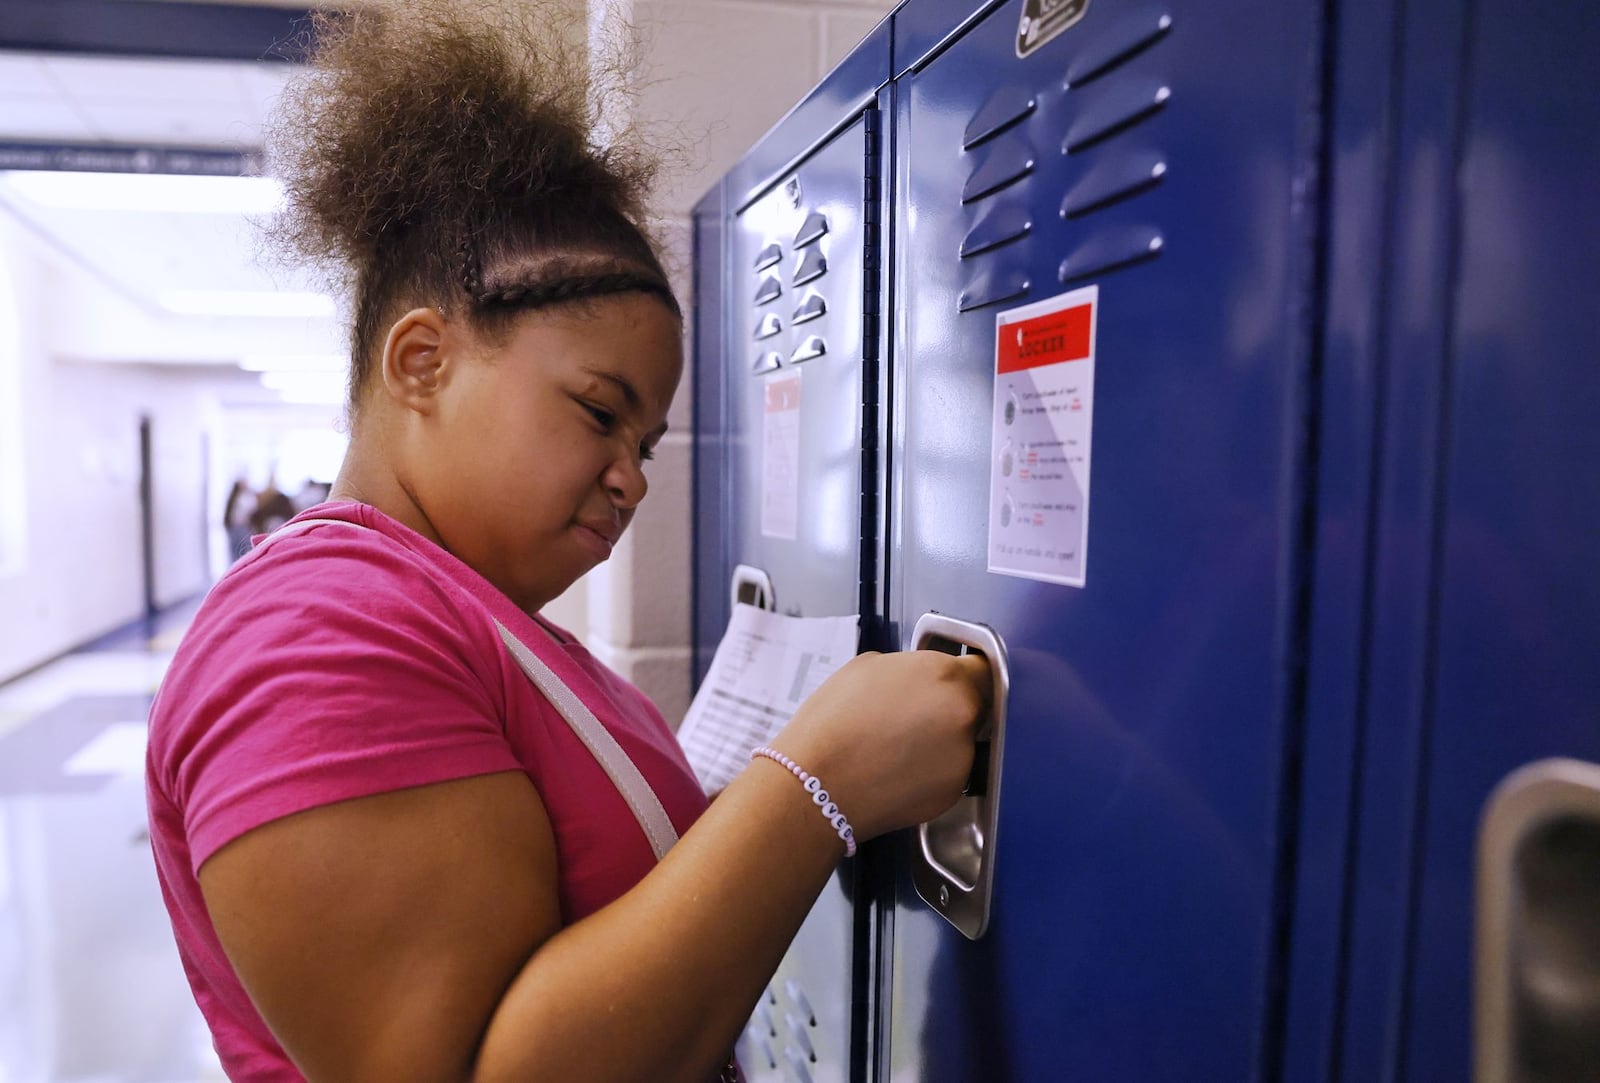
266 0 677 415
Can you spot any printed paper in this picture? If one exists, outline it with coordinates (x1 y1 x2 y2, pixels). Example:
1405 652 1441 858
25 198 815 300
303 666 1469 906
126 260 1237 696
676 603 859 794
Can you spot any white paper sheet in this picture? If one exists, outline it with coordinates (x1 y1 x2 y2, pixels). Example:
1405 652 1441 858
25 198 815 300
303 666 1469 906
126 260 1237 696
676 603 859 794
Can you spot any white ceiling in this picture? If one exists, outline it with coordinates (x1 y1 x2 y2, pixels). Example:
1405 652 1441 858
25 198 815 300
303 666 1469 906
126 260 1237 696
0 50 292 147
0 50 334 381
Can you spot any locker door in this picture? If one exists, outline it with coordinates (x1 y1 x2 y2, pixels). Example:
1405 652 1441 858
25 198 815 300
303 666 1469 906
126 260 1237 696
723 114 880 1083
1317 1 1600 1078
882 0 1323 1078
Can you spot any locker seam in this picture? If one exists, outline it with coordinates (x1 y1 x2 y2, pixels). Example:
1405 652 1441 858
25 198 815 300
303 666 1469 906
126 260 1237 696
1258 0 1343 1077
852 100 885 1083
1325 1 1409 1078
1391 0 1478 1075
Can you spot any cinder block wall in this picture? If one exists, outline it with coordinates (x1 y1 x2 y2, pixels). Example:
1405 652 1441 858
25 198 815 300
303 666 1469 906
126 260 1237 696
581 0 894 725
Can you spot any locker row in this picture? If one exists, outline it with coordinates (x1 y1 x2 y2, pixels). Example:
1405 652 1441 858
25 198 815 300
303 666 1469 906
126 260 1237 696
689 1 1600 1080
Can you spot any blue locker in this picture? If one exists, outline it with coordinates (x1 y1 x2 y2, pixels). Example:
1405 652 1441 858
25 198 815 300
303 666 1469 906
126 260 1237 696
692 182 730 688
879 0 1325 1079
1283 1 1600 1079
690 24 895 1082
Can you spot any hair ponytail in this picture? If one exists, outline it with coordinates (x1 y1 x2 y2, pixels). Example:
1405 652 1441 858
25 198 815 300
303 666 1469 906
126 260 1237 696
265 0 675 413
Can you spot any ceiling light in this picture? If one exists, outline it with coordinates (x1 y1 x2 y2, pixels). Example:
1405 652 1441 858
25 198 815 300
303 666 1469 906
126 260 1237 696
239 353 348 373
259 370 345 405
160 290 336 318
0 171 285 215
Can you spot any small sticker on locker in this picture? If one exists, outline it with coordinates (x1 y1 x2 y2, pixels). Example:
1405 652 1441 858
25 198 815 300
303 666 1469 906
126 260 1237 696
1017 0 1091 59
987 284 1097 587
762 372 802 540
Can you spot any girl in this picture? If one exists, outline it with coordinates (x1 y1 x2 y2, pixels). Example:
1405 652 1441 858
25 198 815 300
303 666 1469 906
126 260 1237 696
145 4 987 1081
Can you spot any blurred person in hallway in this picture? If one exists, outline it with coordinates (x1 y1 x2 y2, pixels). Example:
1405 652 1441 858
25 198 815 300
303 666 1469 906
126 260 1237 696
222 478 255 562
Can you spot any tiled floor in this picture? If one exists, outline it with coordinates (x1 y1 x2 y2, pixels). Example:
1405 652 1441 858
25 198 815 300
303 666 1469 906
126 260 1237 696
0 601 225 1083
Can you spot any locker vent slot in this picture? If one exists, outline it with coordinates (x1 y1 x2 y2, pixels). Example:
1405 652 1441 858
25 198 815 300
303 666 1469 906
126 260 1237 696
752 350 782 374
961 141 1036 204
960 203 1033 258
958 270 1030 312
788 335 826 364
793 247 827 285
792 291 827 324
1062 82 1171 154
1064 8 1174 89
1061 155 1167 218
785 1014 816 1059
753 275 782 305
754 242 783 271
793 211 828 248
963 86 1038 150
784 1046 815 1083
1059 227 1164 283
754 312 783 340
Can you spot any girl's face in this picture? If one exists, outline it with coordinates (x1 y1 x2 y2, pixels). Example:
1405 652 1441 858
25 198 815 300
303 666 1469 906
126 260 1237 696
413 292 683 614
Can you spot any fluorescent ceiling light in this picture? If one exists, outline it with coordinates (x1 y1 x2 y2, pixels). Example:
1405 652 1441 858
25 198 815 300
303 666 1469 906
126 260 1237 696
239 353 347 373
259 370 345 405
161 290 336 318
0 171 285 215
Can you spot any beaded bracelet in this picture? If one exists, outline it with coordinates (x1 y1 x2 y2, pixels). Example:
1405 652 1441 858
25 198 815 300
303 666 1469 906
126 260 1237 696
751 746 858 858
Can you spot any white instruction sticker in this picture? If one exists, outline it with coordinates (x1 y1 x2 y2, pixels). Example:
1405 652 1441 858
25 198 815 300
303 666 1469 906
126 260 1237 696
987 285 1098 587
761 373 801 539
676 604 859 794
758 374 800 537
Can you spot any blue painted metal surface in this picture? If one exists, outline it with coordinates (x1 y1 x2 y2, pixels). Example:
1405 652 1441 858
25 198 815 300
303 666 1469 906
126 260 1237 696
1275 0 1404 1073
1325 0 1474 1065
691 182 729 689
881 0 1324 1078
1318 1 1600 1079
689 26 893 1083
697 0 1600 1078
889 0 1007 78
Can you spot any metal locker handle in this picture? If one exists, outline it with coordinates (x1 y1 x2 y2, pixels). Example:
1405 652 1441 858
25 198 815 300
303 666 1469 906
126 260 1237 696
1477 758 1600 1083
731 563 776 612
909 611 1010 940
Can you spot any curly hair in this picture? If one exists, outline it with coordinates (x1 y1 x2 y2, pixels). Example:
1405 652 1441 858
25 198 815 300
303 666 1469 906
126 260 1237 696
265 0 678 413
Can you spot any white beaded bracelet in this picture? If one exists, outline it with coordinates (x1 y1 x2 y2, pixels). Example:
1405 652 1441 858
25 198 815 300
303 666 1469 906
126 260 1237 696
751 746 858 858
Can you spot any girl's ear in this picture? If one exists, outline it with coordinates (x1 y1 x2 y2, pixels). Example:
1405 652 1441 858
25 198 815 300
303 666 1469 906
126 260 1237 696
378 308 452 414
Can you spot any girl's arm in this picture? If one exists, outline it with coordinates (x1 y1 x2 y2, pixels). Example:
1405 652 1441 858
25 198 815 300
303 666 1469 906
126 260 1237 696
198 649 988 1083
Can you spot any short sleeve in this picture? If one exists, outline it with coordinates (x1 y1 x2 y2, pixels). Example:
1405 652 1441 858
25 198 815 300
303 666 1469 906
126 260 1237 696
152 525 522 872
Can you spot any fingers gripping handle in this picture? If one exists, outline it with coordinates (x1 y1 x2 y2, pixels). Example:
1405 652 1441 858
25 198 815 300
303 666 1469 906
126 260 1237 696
910 612 1010 940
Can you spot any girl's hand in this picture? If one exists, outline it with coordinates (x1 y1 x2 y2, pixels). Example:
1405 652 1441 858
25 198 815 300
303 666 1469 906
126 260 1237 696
770 649 992 841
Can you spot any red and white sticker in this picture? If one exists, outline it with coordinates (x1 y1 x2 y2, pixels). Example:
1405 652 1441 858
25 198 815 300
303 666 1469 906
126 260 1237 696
761 372 801 540
987 285 1097 587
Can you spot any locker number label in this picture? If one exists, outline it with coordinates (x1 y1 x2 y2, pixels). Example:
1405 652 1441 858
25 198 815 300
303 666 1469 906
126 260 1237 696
987 285 1097 587
1017 0 1090 59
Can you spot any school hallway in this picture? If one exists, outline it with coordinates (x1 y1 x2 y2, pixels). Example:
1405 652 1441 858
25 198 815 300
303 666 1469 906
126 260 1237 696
0 601 224 1083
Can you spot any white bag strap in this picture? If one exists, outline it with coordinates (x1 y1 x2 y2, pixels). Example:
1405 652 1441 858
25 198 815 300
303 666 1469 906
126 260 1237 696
493 620 679 860
249 517 679 860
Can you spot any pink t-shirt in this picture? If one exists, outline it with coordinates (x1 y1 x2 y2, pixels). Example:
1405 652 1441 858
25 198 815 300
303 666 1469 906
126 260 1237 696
146 502 710 1081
